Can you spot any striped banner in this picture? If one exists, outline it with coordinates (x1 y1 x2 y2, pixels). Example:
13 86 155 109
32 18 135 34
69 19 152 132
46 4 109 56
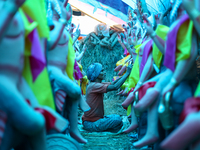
69 0 128 30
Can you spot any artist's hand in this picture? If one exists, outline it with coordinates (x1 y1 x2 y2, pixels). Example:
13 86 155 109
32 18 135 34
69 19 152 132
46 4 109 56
142 14 154 36
112 77 122 85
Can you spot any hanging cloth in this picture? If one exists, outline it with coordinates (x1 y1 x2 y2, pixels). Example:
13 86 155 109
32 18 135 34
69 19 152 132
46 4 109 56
164 14 193 71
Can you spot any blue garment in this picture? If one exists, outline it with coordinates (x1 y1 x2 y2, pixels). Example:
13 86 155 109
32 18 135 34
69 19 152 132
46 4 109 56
97 0 129 15
87 63 102 82
83 114 123 133
79 0 128 22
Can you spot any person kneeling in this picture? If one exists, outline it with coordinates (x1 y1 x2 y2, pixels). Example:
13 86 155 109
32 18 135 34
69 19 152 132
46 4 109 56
82 63 131 132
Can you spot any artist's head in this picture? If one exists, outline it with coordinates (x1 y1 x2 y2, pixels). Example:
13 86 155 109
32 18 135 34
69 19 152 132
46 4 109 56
87 63 105 82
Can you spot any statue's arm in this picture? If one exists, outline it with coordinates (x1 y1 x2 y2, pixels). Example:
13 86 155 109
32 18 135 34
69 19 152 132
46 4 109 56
143 15 166 54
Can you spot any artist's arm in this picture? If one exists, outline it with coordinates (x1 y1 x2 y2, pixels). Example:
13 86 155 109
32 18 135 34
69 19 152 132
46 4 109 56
134 53 154 92
76 44 86 62
0 0 25 42
106 65 132 92
143 15 165 54
110 77 122 85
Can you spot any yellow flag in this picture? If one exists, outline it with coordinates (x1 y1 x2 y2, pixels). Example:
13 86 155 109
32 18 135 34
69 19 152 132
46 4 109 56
153 25 169 69
20 8 55 109
66 33 75 80
21 0 49 38
176 20 193 62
